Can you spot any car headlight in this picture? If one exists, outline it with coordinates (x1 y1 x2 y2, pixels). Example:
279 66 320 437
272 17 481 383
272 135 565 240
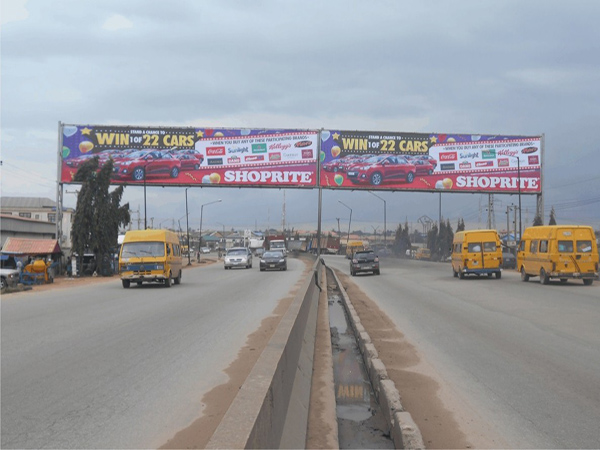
280 259 285 263
260 259 265 263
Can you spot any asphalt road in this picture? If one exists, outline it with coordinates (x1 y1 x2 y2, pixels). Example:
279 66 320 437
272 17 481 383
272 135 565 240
1 257 305 449
324 255 600 448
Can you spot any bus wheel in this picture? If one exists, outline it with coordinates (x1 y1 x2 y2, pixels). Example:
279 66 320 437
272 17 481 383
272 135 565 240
453 268 458 278
458 269 465 279
520 267 529 282
164 275 172 288
583 279 594 286
540 268 550 285
174 271 181 285
122 279 130 288
495 272 501 279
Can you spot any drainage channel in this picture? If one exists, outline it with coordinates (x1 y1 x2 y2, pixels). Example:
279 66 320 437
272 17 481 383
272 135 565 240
327 274 394 449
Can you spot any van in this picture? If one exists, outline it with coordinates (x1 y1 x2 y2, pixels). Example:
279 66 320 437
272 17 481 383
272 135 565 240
346 240 365 259
452 229 502 279
415 248 431 260
118 229 183 288
517 225 599 285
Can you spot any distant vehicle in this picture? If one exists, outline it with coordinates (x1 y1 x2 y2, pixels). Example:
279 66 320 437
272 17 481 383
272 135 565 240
346 240 366 259
263 235 287 255
452 229 502 279
350 250 380 276
112 150 181 181
346 154 416 185
415 248 431 260
260 251 287 271
119 229 183 288
517 225 598 285
200 247 211 254
224 247 253 269
502 251 516 269
1 255 20 289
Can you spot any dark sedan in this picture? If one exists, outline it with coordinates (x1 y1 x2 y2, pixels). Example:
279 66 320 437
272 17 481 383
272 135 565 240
260 251 287 271
350 250 380 276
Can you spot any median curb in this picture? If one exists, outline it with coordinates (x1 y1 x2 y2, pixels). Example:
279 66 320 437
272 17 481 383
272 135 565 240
329 268 426 450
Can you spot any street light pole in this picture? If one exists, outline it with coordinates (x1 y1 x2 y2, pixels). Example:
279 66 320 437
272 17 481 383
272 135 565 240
143 168 147 230
185 188 191 265
199 199 222 259
338 200 352 246
510 156 522 242
369 191 387 249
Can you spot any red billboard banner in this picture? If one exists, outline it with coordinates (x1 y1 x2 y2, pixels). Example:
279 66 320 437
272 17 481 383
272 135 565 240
60 125 318 187
319 130 542 194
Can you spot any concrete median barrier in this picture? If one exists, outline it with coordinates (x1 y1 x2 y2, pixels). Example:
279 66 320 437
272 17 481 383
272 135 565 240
206 259 322 449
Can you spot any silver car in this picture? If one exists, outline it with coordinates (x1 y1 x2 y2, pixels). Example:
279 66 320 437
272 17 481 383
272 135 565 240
224 247 253 269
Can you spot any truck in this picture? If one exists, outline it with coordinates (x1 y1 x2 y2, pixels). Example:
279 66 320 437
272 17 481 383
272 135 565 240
308 236 341 254
263 235 287 255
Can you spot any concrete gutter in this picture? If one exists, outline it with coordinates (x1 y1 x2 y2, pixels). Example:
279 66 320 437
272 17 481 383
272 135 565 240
329 267 426 450
206 258 321 449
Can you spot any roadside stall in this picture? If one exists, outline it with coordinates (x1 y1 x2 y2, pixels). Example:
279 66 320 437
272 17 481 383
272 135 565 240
1 237 62 285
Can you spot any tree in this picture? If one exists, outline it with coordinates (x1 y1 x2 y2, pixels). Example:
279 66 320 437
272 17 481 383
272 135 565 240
533 214 543 226
456 218 465 232
393 222 412 257
549 207 557 225
71 157 130 275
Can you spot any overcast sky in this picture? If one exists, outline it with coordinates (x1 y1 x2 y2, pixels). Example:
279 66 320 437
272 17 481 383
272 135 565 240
2 0 599 235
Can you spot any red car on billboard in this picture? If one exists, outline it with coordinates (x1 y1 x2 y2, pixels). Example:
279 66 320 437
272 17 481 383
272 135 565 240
412 158 436 175
172 152 204 170
322 154 361 172
346 154 416 185
112 150 182 181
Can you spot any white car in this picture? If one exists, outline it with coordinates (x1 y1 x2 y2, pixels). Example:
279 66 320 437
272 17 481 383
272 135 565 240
224 247 253 269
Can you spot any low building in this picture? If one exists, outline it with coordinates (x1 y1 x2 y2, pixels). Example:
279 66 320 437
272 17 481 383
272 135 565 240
0 197 74 255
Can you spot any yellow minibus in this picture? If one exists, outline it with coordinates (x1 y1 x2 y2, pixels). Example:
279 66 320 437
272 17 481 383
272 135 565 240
452 229 503 279
517 225 598 285
119 229 183 288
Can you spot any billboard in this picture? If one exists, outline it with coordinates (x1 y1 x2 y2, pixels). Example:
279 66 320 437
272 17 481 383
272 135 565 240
60 125 318 187
319 130 542 193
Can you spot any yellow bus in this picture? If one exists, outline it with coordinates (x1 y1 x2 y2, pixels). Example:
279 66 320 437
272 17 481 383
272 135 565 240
346 240 366 259
452 229 503 279
119 229 183 288
517 225 598 285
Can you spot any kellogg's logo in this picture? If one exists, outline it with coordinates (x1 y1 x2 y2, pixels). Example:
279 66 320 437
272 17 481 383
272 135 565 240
269 142 292 151
269 153 281 161
302 149 313 159
476 161 493 167
439 152 457 161
206 146 226 156
295 140 312 148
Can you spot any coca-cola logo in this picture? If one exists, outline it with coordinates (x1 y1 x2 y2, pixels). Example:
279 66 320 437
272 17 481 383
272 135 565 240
295 140 312 148
206 146 226 156
439 152 457 161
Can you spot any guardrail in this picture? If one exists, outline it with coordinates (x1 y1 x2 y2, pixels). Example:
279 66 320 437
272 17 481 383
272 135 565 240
206 258 322 449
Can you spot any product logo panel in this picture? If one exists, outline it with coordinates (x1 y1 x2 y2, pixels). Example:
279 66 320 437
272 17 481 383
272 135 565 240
476 161 494 167
482 149 496 159
245 155 265 162
206 146 226 156
207 158 224 165
439 152 457 161
252 143 267 154
440 163 456 171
